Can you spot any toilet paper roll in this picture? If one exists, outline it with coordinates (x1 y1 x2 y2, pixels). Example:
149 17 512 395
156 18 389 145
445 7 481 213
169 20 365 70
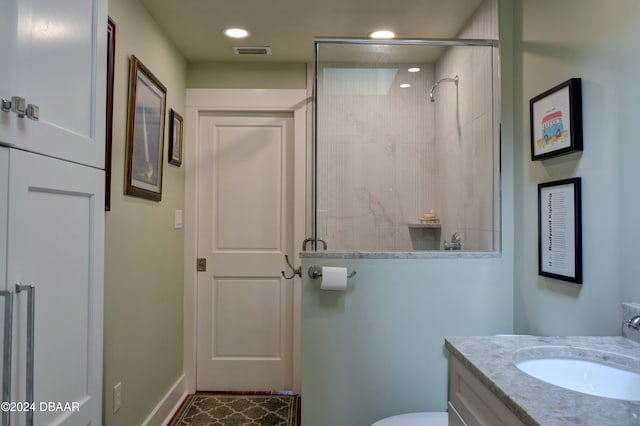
320 266 348 291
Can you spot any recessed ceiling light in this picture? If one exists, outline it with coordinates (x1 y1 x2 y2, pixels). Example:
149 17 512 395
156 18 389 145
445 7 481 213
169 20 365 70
224 28 250 39
369 30 396 39
400 83 411 88
408 67 421 73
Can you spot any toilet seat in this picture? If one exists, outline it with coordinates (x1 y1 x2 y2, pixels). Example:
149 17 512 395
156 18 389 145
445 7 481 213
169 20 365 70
371 412 448 426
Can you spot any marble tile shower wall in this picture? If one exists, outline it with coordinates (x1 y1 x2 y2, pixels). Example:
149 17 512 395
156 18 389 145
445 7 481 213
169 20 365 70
316 66 436 250
434 0 498 252
434 45 495 251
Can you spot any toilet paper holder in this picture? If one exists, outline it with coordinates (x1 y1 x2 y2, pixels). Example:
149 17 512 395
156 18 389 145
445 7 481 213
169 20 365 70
308 265 357 279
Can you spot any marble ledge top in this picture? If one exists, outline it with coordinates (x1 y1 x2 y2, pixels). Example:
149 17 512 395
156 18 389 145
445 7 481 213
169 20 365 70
299 250 500 259
445 335 640 426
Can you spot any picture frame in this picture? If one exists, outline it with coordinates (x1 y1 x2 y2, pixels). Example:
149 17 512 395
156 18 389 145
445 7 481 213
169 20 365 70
168 109 183 166
530 78 582 161
125 55 167 201
105 17 116 211
538 178 582 284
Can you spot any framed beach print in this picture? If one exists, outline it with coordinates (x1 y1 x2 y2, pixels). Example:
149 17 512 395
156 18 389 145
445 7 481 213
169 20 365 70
168 109 183 166
125 55 167 201
538 178 582 284
530 78 582 161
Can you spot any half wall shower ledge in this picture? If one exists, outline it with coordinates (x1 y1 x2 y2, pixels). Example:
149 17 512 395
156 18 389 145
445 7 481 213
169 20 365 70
312 37 501 253
299 251 500 260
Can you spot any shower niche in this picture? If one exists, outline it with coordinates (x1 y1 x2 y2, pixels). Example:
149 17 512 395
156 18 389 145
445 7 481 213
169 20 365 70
313 38 500 252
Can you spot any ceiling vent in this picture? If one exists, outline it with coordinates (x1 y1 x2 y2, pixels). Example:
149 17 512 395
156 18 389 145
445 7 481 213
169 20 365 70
233 46 272 55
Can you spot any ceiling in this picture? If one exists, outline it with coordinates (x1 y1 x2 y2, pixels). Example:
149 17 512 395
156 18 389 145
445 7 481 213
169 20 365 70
138 0 484 63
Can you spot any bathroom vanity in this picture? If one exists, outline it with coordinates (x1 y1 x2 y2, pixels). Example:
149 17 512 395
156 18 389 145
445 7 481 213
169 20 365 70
445 335 640 425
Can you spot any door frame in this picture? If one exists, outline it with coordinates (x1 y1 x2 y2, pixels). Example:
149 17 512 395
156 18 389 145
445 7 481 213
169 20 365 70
184 89 309 394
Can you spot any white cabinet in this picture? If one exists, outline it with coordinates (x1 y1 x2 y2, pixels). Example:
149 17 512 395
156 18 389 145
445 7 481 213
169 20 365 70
0 0 106 424
448 355 525 426
0 0 107 168
0 148 104 425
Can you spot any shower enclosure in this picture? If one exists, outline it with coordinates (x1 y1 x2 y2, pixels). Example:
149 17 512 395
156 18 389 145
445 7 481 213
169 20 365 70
313 38 500 252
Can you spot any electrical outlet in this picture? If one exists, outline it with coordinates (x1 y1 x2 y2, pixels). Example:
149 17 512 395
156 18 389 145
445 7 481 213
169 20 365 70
113 382 122 413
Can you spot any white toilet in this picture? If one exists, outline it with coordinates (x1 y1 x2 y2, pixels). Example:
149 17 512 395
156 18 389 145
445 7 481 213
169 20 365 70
371 412 448 426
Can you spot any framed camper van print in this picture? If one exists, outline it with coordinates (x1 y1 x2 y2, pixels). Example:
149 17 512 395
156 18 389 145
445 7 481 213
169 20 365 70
530 78 582 161
538 178 582 284
125 55 167 201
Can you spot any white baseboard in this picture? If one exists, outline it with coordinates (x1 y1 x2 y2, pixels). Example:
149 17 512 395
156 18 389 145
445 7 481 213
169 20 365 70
142 374 188 426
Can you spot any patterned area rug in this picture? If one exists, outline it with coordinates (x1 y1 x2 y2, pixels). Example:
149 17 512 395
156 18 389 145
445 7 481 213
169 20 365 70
169 394 300 426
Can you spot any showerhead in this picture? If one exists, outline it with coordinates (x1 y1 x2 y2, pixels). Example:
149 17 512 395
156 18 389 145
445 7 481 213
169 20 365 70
429 75 459 102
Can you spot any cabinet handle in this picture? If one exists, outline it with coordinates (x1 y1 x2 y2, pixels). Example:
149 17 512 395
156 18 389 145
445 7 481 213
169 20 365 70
26 104 39 121
1 99 11 112
10 97 26 118
15 284 34 426
0 290 13 426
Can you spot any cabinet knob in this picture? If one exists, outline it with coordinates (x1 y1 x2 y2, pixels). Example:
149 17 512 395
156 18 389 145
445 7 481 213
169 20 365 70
11 96 26 118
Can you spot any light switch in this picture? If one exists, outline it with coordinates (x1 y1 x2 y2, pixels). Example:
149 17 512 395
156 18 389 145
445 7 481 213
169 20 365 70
174 209 183 229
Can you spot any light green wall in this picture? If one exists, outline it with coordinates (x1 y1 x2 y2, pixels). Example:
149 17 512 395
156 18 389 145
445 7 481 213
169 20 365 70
301 256 514 425
512 0 640 335
187 62 307 89
104 0 186 424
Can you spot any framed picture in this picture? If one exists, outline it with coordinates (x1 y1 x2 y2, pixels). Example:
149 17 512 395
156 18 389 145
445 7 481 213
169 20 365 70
105 17 116 211
538 178 582 284
125 55 167 201
530 78 582 161
168 109 183 166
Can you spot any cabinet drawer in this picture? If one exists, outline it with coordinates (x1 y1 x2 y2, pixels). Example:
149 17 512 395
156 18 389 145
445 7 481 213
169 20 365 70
448 401 467 426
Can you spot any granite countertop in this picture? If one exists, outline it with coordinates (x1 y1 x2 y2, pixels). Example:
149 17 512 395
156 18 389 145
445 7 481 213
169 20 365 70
445 335 640 426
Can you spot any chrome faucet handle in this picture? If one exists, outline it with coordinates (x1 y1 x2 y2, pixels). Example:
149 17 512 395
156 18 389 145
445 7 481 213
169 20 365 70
626 315 640 330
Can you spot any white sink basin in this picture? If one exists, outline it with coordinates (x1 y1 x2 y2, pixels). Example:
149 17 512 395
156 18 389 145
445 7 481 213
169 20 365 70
513 347 640 401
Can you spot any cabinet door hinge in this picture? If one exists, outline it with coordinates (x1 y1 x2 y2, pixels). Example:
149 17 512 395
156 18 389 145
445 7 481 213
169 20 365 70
197 258 207 272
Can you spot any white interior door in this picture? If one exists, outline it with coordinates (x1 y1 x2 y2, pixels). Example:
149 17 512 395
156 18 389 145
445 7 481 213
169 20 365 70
196 112 297 391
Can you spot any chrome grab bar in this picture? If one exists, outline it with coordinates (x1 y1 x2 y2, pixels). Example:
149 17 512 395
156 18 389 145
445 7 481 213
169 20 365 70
0 290 13 426
15 284 34 426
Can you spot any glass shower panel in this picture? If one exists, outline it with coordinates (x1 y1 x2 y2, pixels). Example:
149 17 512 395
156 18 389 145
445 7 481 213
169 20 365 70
313 39 499 252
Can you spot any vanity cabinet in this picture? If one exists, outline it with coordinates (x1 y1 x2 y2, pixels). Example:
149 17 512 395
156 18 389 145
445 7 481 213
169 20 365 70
448 355 525 426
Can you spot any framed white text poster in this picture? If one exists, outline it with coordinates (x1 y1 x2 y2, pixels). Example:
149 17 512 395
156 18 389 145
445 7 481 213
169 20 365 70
538 178 582 283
